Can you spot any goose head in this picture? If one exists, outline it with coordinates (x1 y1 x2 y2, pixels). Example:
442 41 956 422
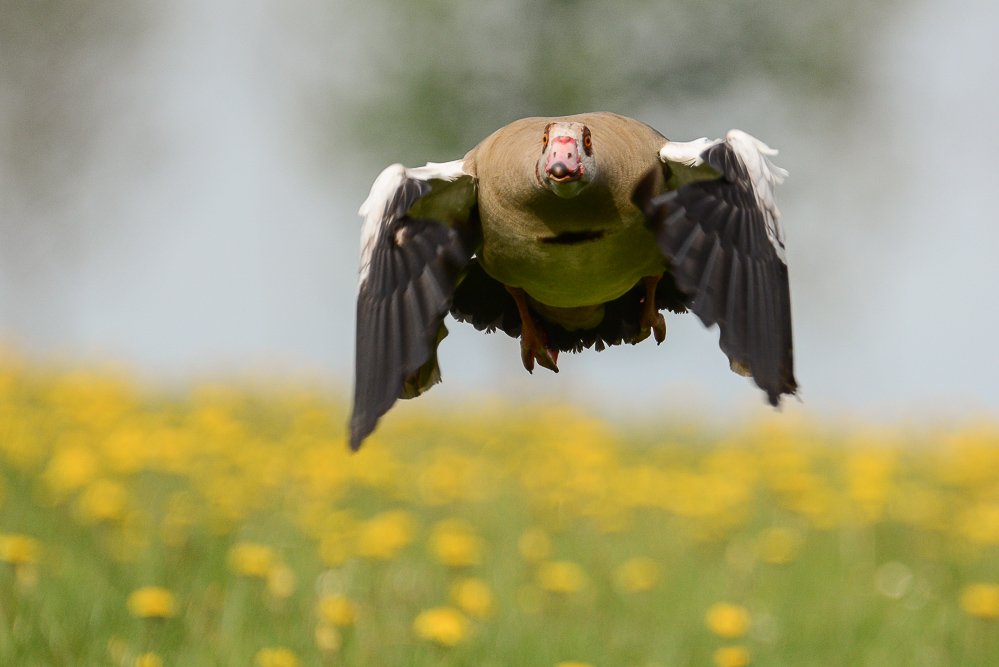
537 121 596 198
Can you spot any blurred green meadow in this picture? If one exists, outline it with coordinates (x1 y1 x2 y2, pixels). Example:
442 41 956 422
2 352 999 666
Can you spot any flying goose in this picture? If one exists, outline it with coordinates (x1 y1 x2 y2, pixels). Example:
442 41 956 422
350 112 796 450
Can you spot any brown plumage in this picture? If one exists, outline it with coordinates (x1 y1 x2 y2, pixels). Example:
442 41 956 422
467 114 669 309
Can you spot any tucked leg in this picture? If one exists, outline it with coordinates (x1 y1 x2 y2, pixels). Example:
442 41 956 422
639 274 667 344
504 285 559 373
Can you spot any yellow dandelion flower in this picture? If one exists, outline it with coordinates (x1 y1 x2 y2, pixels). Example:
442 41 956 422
756 527 802 565
451 577 494 619
0 533 41 565
135 652 164 667
357 510 416 561
430 519 483 568
255 647 299 667
43 440 98 496
706 603 750 638
537 561 588 594
714 645 751 667
613 557 660 593
315 624 341 652
519 527 551 563
228 542 275 577
318 594 356 627
127 586 177 619
103 425 147 474
413 606 469 647
267 563 297 599
76 478 129 524
961 583 999 619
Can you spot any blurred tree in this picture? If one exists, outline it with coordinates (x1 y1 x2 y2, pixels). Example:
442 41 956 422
308 0 900 165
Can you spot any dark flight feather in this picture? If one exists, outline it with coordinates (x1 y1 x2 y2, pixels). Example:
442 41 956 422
634 143 797 405
350 198 473 450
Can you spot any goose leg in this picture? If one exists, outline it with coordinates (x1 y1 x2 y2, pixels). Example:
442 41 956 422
639 274 667 344
504 285 559 374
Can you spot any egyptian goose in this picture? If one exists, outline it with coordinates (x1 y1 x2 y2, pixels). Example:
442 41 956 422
350 112 796 449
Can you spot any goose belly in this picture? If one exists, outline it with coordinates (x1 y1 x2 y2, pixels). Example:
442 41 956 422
478 212 667 308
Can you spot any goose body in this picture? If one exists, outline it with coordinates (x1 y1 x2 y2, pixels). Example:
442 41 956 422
468 113 668 308
350 112 797 449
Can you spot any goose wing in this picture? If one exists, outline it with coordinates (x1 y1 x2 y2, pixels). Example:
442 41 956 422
351 160 476 449
635 131 796 405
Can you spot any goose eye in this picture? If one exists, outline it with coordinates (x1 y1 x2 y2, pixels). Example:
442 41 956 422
542 133 549 150
583 134 592 149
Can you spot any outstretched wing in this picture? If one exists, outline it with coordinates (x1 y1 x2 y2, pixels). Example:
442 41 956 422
351 160 476 450
635 130 796 405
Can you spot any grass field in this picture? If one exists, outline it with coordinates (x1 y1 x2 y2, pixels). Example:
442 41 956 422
2 355 999 666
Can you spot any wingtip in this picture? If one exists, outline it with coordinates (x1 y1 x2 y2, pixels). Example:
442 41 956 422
764 376 799 408
347 426 366 452
766 387 801 409
347 412 374 452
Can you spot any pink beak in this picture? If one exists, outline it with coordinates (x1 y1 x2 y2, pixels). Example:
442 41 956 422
545 136 583 182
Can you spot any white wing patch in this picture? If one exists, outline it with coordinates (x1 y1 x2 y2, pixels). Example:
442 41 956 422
406 160 470 182
357 159 472 286
659 137 719 167
725 130 788 261
358 164 407 286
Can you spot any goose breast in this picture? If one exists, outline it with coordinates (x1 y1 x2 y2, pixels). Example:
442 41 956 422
466 112 670 308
